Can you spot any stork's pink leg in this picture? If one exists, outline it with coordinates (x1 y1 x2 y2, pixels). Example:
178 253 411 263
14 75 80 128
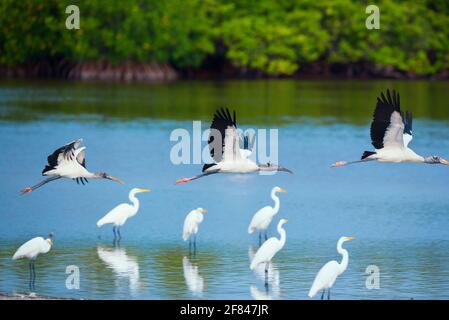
20 187 33 195
331 161 348 167
176 177 193 184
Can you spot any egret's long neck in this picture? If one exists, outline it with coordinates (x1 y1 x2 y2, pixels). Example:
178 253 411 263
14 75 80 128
277 224 286 248
129 192 140 216
337 242 349 274
271 190 280 215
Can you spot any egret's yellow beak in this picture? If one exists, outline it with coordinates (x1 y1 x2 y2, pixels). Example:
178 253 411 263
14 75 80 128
346 236 355 241
138 188 151 193
48 239 53 245
279 188 287 193
284 219 288 223
200 209 208 214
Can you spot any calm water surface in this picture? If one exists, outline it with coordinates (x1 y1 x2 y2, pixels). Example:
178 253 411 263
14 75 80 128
0 80 449 299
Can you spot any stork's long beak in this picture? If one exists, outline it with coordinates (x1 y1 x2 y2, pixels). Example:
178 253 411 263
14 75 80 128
138 188 151 193
106 175 125 184
440 158 449 165
278 167 293 174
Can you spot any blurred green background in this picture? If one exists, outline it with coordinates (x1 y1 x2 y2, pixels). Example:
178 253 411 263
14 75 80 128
0 0 448 78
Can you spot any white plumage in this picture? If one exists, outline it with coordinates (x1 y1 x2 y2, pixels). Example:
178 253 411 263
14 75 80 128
248 187 287 237
308 236 355 299
12 236 53 260
331 89 449 168
250 219 287 271
182 208 207 241
176 108 292 184
21 139 124 194
12 234 54 289
97 188 150 238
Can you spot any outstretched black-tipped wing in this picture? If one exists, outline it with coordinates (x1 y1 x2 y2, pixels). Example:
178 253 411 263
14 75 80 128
401 110 413 147
402 111 412 135
370 89 404 150
42 139 82 175
207 108 237 163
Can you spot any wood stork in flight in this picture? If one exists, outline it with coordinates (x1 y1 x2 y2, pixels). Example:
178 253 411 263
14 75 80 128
176 108 292 184
21 139 124 194
331 89 449 167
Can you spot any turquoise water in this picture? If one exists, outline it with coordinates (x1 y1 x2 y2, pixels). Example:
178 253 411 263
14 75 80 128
0 80 449 299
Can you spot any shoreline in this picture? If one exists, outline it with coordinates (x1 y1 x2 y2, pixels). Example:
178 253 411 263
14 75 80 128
1 61 448 82
0 292 76 300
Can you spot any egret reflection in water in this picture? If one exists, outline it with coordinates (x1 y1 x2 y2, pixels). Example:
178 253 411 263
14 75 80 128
182 256 204 296
248 245 280 299
97 245 141 295
1 80 449 299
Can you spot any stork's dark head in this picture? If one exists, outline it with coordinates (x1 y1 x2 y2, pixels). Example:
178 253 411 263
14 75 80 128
96 172 125 184
424 156 449 165
259 162 293 174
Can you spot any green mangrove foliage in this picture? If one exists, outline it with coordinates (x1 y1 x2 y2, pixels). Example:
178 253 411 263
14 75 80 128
0 0 448 76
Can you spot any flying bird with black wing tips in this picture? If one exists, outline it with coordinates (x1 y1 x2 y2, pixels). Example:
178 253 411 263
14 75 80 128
331 89 449 167
176 108 292 184
21 139 124 194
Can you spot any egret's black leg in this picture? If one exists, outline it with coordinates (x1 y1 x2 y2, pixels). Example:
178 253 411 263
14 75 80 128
258 232 262 246
321 289 325 300
117 227 122 240
32 262 36 290
193 234 197 255
189 238 192 255
328 289 330 300
264 263 269 286
29 262 33 290
113 226 117 239
264 231 268 241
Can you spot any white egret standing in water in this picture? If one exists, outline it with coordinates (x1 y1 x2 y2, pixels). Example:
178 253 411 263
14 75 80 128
248 246 280 300
250 219 287 286
308 236 355 300
12 233 54 290
182 208 207 253
97 188 150 240
248 186 287 244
